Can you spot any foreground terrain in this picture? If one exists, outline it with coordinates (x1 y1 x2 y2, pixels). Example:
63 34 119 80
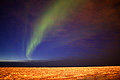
0 66 120 80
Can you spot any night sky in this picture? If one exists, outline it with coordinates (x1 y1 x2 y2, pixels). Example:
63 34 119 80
0 0 120 65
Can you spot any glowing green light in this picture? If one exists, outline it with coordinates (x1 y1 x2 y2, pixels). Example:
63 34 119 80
26 0 84 59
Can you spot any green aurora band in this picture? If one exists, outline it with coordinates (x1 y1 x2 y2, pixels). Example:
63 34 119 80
26 0 85 59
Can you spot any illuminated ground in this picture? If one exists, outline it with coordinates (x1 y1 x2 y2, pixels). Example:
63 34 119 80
0 66 120 80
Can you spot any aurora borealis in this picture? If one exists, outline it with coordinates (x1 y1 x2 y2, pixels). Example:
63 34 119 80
0 0 120 65
26 0 85 59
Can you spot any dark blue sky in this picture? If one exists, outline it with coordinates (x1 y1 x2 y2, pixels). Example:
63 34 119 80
0 0 120 65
